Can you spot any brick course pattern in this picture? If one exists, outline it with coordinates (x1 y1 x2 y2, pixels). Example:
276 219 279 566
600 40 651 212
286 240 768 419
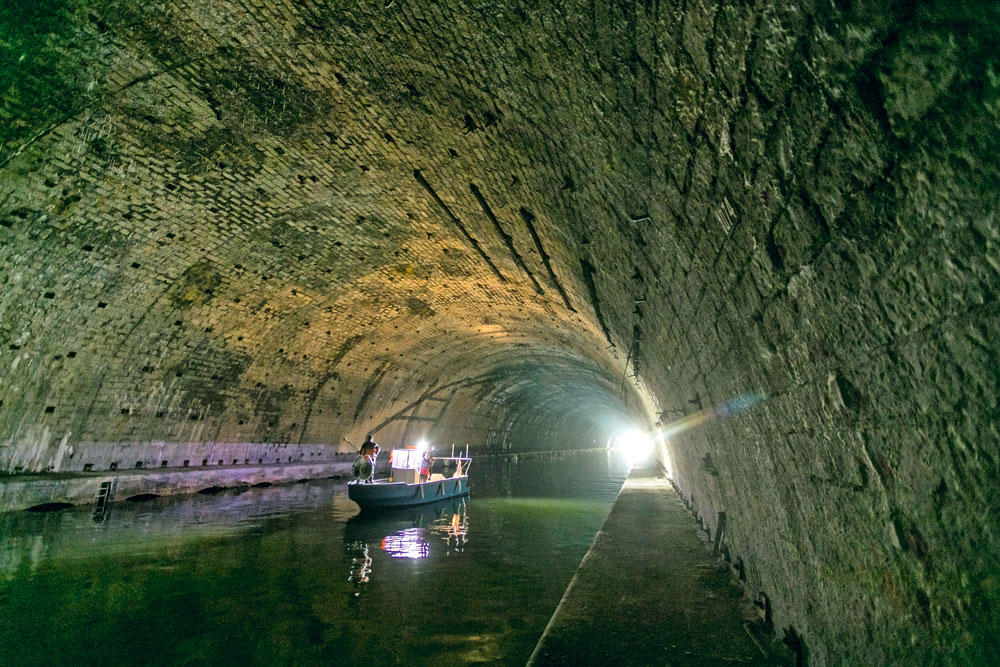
1 1 997 664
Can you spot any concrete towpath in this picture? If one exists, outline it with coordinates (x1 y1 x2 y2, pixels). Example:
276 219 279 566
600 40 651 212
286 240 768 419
527 462 791 667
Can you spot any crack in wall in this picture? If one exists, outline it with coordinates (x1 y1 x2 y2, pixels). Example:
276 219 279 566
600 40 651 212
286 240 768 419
297 333 363 444
353 360 392 421
620 323 643 398
413 170 506 282
631 323 642 377
518 207 575 311
401 385 458 444
368 370 512 436
469 183 544 295
579 257 614 346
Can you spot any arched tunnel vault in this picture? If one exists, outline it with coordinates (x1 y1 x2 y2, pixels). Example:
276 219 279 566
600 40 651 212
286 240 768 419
2 0 998 664
0 0 666 471
365 350 648 454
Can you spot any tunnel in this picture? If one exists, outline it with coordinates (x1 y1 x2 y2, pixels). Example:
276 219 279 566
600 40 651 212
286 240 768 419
1 0 997 664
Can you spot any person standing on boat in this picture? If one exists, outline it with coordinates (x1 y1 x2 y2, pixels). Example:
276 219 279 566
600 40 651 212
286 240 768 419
419 449 432 482
360 434 379 457
357 435 379 483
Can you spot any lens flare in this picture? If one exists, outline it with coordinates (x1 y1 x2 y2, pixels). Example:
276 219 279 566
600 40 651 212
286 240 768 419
656 392 767 439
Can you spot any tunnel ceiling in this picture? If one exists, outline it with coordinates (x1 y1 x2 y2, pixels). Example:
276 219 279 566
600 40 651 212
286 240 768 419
1 0 671 461
2 1 1000 662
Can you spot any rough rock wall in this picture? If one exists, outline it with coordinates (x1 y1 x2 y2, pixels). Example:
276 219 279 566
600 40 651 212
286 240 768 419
1 0 997 663
648 1 1000 664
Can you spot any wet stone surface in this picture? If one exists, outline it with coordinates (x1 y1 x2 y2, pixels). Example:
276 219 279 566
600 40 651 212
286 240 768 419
530 462 791 667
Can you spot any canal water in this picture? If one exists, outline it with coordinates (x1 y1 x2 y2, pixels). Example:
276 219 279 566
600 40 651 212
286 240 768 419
0 450 631 666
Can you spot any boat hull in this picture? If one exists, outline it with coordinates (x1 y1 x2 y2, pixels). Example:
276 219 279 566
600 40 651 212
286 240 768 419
348 476 469 510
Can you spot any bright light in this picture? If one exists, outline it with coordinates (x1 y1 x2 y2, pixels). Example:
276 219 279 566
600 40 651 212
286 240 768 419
381 528 429 559
613 429 654 466
417 439 428 450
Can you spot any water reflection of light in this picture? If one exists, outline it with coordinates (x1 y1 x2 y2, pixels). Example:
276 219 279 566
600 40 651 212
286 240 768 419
381 527 430 559
348 499 469 567
427 508 468 552
349 543 372 584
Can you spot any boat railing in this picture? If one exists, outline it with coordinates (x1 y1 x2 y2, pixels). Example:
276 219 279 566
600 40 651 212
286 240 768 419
430 456 471 478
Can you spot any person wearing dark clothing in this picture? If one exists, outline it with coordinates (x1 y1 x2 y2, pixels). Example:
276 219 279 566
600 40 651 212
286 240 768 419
354 435 379 483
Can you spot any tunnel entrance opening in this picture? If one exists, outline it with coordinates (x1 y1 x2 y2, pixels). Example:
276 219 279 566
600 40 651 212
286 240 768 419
607 429 655 467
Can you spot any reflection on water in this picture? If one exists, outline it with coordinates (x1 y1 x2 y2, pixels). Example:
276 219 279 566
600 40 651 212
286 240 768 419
346 498 468 591
0 482 348 580
349 543 373 586
0 450 630 666
429 502 469 551
382 527 429 560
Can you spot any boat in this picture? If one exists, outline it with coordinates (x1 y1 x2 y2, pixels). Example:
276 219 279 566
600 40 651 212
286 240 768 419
348 445 471 510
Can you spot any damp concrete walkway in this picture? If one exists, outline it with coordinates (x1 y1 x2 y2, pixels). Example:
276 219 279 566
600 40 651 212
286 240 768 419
527 462 791 667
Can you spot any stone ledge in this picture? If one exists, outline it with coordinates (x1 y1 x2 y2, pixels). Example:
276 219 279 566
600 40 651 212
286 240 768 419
0 460 353 513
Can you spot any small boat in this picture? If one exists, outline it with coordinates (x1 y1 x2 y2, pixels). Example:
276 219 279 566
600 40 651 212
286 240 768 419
348 445 471 510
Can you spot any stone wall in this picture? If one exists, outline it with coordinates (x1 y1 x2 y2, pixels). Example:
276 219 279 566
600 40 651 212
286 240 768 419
1 0 997 663
0 438 347 475
646 2 1000 663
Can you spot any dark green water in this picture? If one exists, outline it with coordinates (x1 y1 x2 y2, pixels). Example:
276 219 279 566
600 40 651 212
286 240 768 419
0 451 630 666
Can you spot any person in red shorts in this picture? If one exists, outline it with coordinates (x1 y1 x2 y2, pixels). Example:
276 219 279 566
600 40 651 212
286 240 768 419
419 449 432 482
